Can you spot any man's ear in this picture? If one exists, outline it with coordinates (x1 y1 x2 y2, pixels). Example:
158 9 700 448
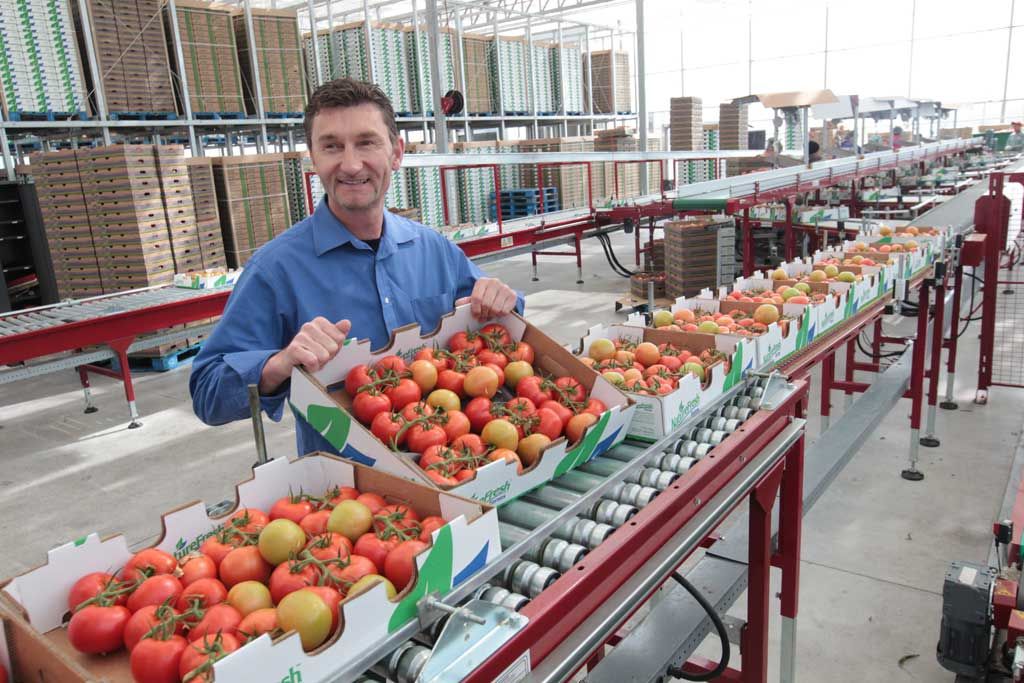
392 136 405 171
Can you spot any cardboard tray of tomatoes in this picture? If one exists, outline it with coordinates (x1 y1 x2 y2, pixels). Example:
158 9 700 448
0 454 500 683
576 324 755 442
288 305 635 507
730 273 852 336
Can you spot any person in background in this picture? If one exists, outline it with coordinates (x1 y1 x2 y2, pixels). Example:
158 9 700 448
892 126 904 150
190 78 523 457
807 140 823 163
1006 122 1024 152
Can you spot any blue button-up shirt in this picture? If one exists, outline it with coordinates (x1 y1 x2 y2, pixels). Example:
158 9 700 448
189 199 524 456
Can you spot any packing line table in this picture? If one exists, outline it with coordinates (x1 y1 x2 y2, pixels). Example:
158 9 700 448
0 285 232 427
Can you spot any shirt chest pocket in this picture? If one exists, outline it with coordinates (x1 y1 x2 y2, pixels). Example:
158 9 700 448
410 291 455 334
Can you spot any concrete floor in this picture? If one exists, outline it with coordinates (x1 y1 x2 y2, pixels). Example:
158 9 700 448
1 229 1021 683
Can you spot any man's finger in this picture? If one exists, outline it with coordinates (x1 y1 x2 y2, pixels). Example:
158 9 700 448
496 289 517 315
334 319 352 338
455 296 471 307
478 282 501 320
470 281 485 319
304 326 339 355
293 346 321 373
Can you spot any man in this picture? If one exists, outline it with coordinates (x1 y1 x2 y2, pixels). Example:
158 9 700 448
190 78 522 456
892 126 904 150
807 141 822 164
1006 122 1024 152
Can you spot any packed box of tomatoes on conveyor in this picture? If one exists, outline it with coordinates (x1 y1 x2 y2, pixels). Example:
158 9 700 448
289 306 635 506
0 455 500 683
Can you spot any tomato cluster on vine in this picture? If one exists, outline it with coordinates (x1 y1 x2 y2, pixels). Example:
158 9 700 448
343 324 607 486
64 485 447 681
582 338 731 396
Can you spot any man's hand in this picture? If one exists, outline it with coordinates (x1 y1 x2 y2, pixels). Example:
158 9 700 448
260 317 351 394
456 277 518 321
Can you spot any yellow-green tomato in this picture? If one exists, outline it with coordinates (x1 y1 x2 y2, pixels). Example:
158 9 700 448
227 580 273 616
347 574 397 600
258 518 306 565
327 500 374 542
277 589 332 651
426 389 461 413
503 360 534 388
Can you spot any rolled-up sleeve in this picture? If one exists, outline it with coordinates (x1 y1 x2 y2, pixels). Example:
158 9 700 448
189 265 291 425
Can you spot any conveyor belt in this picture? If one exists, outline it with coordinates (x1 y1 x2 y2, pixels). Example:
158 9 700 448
911 155 1024 230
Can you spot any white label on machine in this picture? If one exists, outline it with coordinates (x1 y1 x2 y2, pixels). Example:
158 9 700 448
958 566 978 586
501 236 514 248
494 650 531 683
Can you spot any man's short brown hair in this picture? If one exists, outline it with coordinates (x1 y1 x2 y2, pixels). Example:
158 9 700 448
304 78 399 144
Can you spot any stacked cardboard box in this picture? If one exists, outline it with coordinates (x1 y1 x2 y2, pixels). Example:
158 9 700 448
211 154 290 267
583 50 631 114
453 141 497 225
74 0 175 115
0 0 89 118
594 127 640 198
154 145 203 275
404 142 444 229
554 42 583 114
282 151 311 225
404 26 457 115
530 42 556 114
370 23 412 114
670 97 703 150
233 8 305 115
497 140 522 192
718 102 747 176
491 36 528 114
302 23 411 111
518 137 591 210
28 150 102 298
461 33 493 114
663 217 735 298
165 0 245 115
185 157 226 269
644 238 664 271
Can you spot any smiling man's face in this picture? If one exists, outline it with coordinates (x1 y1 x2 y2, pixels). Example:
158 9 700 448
309 103 404 214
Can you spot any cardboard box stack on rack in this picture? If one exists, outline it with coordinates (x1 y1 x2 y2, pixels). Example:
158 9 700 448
0 0 89 119
164 0 246 115
371 23 413 114
303 28 340 85
74 0 176 115
490 35 529 115
233 8 306 116
154 146 202 275
462 34 494 114
29 150 102 299
671 96 710 185
663 216 736 298
184 157 227 269
404 26 458 115
518 137 590 211
531 41 557 114
211 154 291 267
555 42 584 113
404 142 445 229
718 102 748 175
453 141 498 225
584 49 631 114
282 151 311 224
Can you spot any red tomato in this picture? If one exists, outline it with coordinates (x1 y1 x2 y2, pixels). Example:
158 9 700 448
344 364 377 397
400 400 434 423
305 532 353 563
659 355 683 372
509 341 535 364
218 546 272 588
374 354 408 377
67 572 122 612
539 400 574 429
299 509 332 536
476 349 508 369
435 369 466 396
504 396 537 418
199 536 236 568
418 516 447 543
237 608 278 643
68 604 131 654
581 398 607 416
121 548 177 582
439 409 471 442
414 347 448 371
554 376 586 405
226 508 269 534
448 330 484 354
566 412 599 443
179 632 240 682
405 424 448 454
179 555 218 587
323 555 377 594
176 577 227 612
384 378 422 411
424 469 459 486
325 486 361 507
420 445 461 478
130 634 188 683
304 586 343 633
354 533 400 573
450 433 486 456
188 603 242 642
269 561 319 604
355 492 386 513
127 575 184 614
480 323 512 347
370 411 406 447
464 396 495 433
270 495 314 524
463 366 500 398
517 375 555 406
530 408 564 440
123 603 184 652
352 390 392 425
384 540 430 591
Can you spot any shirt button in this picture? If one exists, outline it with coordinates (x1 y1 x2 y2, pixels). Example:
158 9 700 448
385 297 390 304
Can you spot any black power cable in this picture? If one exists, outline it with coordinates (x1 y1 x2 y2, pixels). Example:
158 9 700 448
664 573 730 681
598 232 637 277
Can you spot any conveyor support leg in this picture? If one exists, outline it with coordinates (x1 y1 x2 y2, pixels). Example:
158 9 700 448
902 278 931 480
77 366 98 414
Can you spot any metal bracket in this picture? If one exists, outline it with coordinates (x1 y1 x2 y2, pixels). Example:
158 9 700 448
417 599 528 683
417 592 487 629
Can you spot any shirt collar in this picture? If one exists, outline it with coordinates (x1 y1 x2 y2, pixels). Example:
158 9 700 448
312 198 417 257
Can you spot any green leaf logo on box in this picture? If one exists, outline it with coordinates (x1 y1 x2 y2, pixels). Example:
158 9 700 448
388 524 455 631
555 411 612 478
795 309 810 349
723 343 743 390
306 404 351 448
